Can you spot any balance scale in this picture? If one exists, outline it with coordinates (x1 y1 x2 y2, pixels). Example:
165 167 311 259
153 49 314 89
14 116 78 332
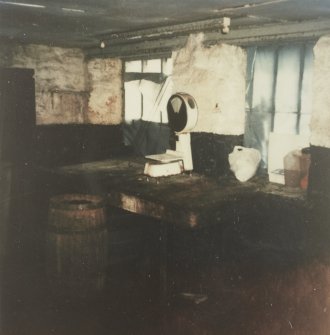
144 93 198 177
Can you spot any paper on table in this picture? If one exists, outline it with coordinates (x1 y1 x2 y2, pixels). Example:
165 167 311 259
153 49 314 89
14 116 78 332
145 149 183 163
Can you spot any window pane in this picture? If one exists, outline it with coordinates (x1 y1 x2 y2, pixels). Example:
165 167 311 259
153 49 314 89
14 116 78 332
275 46 301 114
300 44 314 115
246 47 276 169
245 42 314 171
162 58 173 76
142 59 161 73
124 80 142 122
252 47 276 113
125 60 142 73
273 112 297 134
139 79 162 122
299 114 311 136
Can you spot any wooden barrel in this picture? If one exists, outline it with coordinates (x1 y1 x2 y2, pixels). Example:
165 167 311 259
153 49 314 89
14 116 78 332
46 194 108 299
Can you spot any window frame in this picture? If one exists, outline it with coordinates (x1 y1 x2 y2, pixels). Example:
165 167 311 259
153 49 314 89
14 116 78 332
124 57 172 123
244 41 315 169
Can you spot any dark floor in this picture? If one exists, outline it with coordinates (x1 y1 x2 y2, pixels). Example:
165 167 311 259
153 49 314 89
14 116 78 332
2 170 330 335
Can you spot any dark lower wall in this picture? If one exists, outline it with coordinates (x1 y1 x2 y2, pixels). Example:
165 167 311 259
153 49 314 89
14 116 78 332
122 127 244 178
123 120 171 156
190 139 330 191
308 145 330 199
33 124 128 167
191 132 243 177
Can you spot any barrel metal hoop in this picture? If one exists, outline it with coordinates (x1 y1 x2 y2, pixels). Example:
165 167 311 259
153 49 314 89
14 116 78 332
49 194 105 211
47 224 107 235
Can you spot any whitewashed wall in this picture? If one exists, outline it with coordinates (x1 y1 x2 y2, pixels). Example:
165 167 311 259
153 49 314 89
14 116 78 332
1 35 329 141
87 58 123 124
0 44 123 125
172 34 247 135
0 44 89 124
311 36 330 148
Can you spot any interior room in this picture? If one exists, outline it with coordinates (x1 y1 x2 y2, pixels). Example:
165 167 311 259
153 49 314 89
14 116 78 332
0 0 330 334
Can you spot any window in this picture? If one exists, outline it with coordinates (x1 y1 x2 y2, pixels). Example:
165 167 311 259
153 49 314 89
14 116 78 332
123 57 173 155
244 42 314 169
124 58 172 123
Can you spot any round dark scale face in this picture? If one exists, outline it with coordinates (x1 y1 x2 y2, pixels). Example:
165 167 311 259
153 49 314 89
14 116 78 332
167 95 188 133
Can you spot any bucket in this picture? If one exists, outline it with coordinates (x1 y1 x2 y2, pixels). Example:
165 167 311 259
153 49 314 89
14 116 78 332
46 194 108 299
284 149 311 188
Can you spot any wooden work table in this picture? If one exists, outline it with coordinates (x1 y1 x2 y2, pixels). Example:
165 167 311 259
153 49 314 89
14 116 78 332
43 157 307 229
38 157 325 333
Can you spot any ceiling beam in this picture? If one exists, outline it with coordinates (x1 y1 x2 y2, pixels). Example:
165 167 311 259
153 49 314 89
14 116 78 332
96 17 230 45
85 18 330 59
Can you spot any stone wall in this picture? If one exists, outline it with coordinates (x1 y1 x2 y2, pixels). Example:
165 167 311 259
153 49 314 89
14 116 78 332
87 58 123 124
0 43 123 125
311 36 330 148
172 34 247 135
171 33 330 146
1 35 330 141
0 44 89 124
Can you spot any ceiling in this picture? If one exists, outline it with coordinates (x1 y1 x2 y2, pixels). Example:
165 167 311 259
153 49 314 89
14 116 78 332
0 0 330 49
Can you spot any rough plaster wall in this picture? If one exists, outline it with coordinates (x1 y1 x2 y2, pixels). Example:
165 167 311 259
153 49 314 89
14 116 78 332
172 34 246 135
0 44 88 124
87 58 123 124
311 36 330 148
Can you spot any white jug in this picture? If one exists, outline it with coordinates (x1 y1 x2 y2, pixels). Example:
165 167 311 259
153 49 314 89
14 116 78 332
228 146 261 182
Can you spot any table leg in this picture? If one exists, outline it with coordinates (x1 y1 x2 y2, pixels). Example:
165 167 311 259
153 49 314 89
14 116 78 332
159 220 168 310
159 220 173 334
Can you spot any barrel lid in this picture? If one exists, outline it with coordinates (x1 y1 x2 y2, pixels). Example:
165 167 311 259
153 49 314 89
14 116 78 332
50 194 104 210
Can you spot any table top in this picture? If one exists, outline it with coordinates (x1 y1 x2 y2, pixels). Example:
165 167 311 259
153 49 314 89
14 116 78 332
47 158 306 229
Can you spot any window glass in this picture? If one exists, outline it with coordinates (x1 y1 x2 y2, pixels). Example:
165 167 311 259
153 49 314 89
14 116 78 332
139 79 163 122
142 59 161 73
273 113 298 134
125 60 142 72
275 46 301 116
162 58 173 76
125 57 171 123
124 80 142 122
299 114 312 136
300 44 314 115
252 47 276 113
245 42 314 169
123 57 172 156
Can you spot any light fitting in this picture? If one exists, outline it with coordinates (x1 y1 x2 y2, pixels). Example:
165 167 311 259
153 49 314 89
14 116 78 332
62 7 85 14
0 1 45 8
